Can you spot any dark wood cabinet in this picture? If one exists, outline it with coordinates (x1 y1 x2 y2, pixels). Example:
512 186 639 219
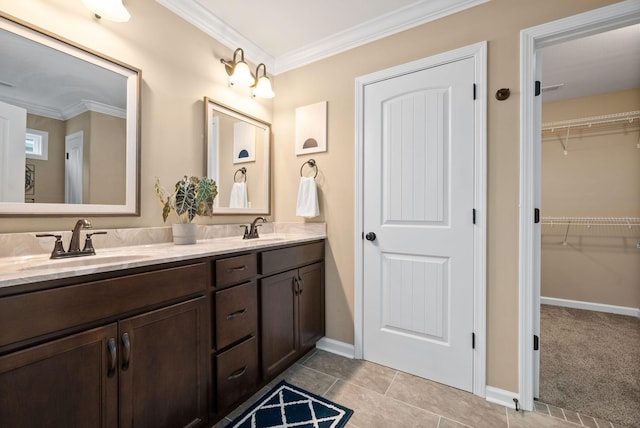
0 239 325 427
0 263 209 428
0 324 118 428
260 241 325 380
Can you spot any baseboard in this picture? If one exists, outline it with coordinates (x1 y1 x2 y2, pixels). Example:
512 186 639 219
486 386 520 410
315 337 355 359
541 297 640 317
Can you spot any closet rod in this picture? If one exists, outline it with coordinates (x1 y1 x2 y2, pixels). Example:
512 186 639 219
542 110 640 132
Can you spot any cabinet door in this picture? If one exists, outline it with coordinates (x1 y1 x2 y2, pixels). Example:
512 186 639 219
260 270 298 380
0 324 118 428
298 262 325 352
119 297 208 428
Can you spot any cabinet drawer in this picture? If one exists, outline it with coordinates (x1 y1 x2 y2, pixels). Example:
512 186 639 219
215 254 257 289
215 281 257 350
0 263 207 350
260 241 324 275
216 336 258 411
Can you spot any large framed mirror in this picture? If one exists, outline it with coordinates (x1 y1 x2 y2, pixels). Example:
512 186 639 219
205 98 270 215
0 13 140 216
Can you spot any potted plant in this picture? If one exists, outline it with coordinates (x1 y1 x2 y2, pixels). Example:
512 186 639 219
155 176 218 244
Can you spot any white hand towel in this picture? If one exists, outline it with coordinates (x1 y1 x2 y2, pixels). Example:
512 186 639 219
229 182 248 208
296 177 319 217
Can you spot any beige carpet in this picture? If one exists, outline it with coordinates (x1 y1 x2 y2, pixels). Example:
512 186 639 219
539 304 640 428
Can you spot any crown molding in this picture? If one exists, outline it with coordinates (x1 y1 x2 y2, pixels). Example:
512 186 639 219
63 100 126 120
274 0 490 74
157 0 489 75
155 0 275 70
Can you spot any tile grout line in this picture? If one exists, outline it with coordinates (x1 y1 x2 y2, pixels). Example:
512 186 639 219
383 371 399 396
505 406 510 428
321 377 340 397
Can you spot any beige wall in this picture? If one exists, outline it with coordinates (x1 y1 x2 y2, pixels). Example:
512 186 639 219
270 0 618 392
88 111 126 205
541 89 640 307
0 0 272 231
0 0 620 393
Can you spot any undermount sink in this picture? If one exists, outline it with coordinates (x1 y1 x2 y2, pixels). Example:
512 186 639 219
19 254 150 272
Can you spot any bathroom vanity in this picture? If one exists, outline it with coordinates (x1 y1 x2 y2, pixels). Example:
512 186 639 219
0 235 325 427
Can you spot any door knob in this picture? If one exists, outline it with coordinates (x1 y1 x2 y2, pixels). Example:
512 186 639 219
365 232 376 241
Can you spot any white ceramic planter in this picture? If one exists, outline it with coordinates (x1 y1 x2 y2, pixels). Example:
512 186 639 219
172 223 197 245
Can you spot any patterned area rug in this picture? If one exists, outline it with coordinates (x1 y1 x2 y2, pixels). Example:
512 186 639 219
227 380 353 428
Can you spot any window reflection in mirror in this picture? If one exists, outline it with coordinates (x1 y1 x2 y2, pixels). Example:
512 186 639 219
205 98 271 215
0 13 140 215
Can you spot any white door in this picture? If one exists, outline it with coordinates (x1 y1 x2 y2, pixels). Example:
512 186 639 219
363 57 476 391
65 131 84 204
0 100 27 202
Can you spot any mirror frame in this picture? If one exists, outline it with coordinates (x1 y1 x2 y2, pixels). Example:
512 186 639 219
204 97 271 215
0 12 141 216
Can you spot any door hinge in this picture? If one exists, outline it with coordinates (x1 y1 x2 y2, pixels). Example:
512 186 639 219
534 208 540 224
66 152 69 160
472 209 476 225
472 332 476 349
473 83 477 100
535 81 541 96
533 334 539 351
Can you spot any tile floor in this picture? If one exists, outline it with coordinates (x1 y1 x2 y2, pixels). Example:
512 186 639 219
216 349 618 428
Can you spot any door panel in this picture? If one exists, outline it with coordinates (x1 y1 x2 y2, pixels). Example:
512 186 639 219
363 57 475 392
0 100 26 202
0 324 118 428
118 297 208 428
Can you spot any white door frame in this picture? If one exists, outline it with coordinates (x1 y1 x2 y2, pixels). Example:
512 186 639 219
518 0 640 412
354 41 487 397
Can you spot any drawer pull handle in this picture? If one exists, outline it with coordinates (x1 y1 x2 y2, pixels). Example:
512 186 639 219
228 265 247 272
121 332 131 371
107 338 117 378
226 308 247 320
227 366 247 380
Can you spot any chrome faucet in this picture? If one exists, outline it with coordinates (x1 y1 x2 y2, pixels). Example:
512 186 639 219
69 219 92 252
243 216 266 239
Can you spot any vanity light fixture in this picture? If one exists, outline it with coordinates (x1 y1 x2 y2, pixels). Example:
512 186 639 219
221 48 275 98
82 0 131 22
252 63 275 99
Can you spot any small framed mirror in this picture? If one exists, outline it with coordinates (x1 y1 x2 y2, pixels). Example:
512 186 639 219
205 98 270 215
0 13 141 216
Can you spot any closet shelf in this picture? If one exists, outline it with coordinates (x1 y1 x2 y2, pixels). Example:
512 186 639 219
541 217 640 227
541 111 640 132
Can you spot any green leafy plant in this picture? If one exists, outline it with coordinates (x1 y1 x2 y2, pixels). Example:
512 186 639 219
155 176 218 223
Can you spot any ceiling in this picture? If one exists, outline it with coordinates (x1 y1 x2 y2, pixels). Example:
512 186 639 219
540 24 640 103
159 0 640 102
156 0 489 74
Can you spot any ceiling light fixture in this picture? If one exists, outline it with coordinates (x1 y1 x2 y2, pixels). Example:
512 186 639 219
82 0 131 23
221 48 275 98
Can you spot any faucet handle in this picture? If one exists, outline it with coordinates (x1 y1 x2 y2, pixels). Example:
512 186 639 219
36 234 65 259
240 225 249 239
83 231 107 254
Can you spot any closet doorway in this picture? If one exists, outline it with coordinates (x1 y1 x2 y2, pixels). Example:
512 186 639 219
537 24 640 427
519 1 640 423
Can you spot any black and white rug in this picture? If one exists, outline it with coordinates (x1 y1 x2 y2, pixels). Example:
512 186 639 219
227 380 353 428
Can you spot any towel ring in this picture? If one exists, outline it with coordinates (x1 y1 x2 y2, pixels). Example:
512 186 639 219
300 159 318 178
234 167 247 183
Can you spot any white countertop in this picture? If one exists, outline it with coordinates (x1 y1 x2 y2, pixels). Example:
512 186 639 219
0 232 325 290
